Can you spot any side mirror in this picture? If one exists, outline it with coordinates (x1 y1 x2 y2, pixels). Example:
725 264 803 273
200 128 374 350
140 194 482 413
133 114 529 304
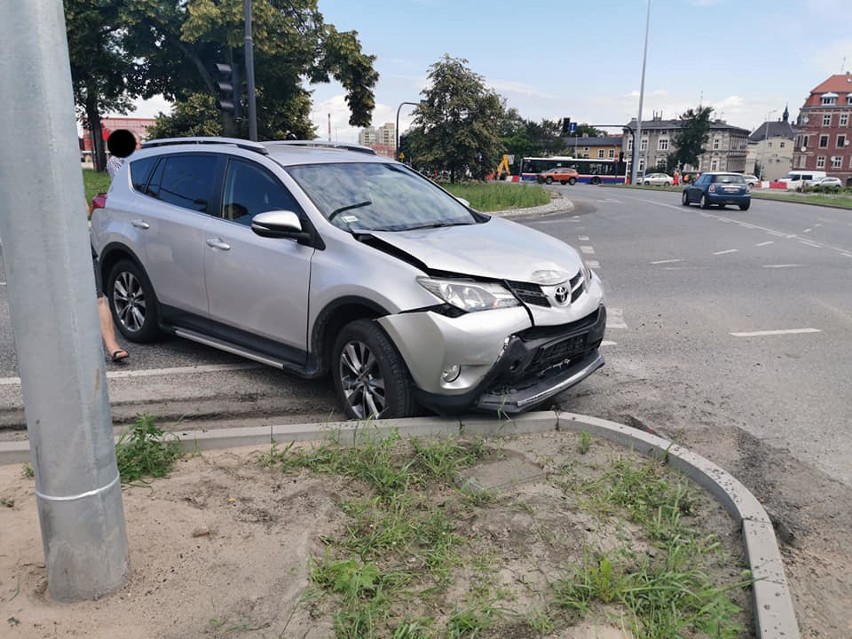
251 210 311 244
455 196 471 208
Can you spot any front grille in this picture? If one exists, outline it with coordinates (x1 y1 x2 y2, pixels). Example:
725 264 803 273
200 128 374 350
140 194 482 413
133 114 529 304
527 334 590 376
506 281 549 307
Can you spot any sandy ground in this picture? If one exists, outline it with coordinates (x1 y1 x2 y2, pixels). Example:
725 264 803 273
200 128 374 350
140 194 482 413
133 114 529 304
0 431 750 639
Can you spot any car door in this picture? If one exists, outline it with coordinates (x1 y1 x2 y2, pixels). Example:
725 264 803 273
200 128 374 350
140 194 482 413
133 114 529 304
203 157 314 363
131 152 220 317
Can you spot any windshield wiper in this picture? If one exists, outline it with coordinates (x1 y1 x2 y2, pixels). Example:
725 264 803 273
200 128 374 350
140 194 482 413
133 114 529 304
404 220 469 230
328 200 371 222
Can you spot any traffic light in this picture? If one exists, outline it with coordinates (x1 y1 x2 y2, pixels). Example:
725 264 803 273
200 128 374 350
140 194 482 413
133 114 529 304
215 62 241 118
561 117 571 135
398 134 410 162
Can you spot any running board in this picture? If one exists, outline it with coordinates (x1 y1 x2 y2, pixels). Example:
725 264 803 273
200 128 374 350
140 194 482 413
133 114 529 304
173 327 288 369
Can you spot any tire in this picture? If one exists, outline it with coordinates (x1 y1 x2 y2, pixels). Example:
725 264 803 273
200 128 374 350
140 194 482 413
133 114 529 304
643 180 650 185
681 191 690 206
559 180 567 185
545 177 554 184
332 319 416 420
739 202 750 211
106 259 161 343
591 176 601 185
665 181 671 187
568 177 577 185
700 194 711 209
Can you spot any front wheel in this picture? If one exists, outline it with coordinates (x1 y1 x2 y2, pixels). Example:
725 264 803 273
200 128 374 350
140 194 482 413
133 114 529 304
332 319 416 420
545 176 554 185
665 181 672 187
568 177 577 185
107 259 161 343
681 191 690 206
643 180 650 185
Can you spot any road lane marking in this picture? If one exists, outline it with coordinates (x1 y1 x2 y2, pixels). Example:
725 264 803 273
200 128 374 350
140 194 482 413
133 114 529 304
586 260 600 268
600 340 618 347
607 308 627 329
650 259 682 265
0 363 263 386
798 240 822 248
739 223 758 229
730 328 821 337
580 245 595 255
762 264 800 268
0 282 5 286
803 228 812 233
578 235 589 241
756 241 774 247
713 249 738 255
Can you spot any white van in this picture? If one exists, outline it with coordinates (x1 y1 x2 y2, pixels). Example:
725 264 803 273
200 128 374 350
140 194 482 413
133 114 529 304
777 170 827 191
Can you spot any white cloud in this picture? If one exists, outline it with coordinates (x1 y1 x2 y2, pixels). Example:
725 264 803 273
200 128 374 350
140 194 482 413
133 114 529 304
488 80 559 100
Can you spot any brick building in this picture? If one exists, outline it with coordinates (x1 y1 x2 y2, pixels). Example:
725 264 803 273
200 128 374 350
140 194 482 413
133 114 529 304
792 72 852 186
82 116 155 159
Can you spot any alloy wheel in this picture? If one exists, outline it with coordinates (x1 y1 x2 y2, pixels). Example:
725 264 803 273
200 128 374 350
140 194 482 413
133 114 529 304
338 339 386 419
113 270 147 333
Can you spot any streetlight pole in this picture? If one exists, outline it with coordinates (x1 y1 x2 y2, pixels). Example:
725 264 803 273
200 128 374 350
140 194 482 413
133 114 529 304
395 101 423 161
244 0 258 141
630 0 652 186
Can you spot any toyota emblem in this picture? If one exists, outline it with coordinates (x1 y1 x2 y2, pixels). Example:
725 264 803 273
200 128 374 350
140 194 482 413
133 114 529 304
554 285 570 305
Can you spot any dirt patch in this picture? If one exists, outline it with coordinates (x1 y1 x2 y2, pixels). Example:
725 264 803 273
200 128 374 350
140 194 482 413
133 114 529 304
0 430 751 638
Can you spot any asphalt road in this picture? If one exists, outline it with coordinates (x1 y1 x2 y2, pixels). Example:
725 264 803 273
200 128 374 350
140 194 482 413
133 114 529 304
1 186 850 485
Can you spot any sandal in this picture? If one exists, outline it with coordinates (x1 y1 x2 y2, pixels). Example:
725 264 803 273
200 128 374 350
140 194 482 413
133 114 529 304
110 349 129 362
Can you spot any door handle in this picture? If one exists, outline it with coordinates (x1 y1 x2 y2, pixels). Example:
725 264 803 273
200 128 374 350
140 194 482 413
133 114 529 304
131 219 150 229
206 238 231 250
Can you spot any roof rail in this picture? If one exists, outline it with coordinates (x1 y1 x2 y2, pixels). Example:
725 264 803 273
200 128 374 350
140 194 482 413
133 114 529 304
141 137 268 155
266 140 377 155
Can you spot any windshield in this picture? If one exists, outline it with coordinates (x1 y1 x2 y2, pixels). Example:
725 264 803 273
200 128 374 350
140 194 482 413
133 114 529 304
285 162 478 232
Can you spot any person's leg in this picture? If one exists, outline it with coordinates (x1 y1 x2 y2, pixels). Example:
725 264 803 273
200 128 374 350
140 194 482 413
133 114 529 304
98 296 128 361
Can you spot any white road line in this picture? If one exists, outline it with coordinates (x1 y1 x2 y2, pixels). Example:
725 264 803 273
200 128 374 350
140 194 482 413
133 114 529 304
798 240 822 248
713 249 738 255
586 260 600 268
730 328 821 337
756 241 774 247
650 259 682 265
0 282 5 286
803 228 812 233
739 223 758 229
578 235 589 241
607 308 628 329
580 245 596 255
0 363 262 386
600 340 618 347
762 264 800 269
603 199 624 203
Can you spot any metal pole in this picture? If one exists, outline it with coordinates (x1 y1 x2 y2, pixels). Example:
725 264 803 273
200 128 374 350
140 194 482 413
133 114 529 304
395 101 422 161
0 2 129 601
631 0 652 185
244 0 258 141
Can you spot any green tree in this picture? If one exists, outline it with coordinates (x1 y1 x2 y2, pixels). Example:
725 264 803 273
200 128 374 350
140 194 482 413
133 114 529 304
65 0 144 170
408 55 504 183
671 106 714 169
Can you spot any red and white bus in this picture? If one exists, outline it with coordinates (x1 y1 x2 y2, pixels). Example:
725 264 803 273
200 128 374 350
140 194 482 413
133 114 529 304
520 156 627 184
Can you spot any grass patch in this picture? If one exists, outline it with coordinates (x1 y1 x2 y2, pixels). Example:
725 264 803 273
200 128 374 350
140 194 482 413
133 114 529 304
442 182 550 211
115 414 183 483
83 168 111 204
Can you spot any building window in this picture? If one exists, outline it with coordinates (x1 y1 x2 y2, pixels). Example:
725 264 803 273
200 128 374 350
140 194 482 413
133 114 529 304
823 114 832 127
838 134 847 148
658 138 668 150
608 149 615 158
711 159 718 170
816 156 826 168
640 139 648 151
780 142 785 148
841 113 849 126
627 139 633 151
832 156 842 169
820 134 829 148
801 135 809 148
712 138 720 150
597 149 605 158
822 95 837 105
657 157 666 168
638 159 645 171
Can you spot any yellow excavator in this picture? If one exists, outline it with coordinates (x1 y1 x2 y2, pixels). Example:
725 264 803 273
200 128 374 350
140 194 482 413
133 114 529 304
494 154 511 180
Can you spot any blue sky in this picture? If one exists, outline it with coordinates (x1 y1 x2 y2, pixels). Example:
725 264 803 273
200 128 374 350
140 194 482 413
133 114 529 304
128 0 852 142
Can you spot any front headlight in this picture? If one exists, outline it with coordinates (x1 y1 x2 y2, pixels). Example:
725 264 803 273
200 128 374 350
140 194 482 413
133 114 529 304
417 277 519 312
583 262 593 291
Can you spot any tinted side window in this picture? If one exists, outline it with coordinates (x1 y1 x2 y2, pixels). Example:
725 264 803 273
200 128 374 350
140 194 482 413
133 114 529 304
146 154 218 213
129 156 158 193
220 159 301 226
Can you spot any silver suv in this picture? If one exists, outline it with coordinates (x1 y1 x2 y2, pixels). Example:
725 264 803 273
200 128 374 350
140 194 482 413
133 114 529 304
91 138 606 419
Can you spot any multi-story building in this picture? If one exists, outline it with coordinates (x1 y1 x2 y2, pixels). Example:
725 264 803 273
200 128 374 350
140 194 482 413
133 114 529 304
792 72 852 186
376 122 396 148
358 126 378 146
358 123 396 156
623 113 750 175
563 135 623 160
746 106 796 181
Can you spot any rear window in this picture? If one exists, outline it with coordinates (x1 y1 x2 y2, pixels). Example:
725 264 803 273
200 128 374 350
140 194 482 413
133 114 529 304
712 174 745 184
129 156 157 193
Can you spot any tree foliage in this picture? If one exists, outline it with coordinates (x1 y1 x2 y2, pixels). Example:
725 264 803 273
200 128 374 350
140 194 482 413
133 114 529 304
671 106 714 169
65 0 378 146
408 55 504 182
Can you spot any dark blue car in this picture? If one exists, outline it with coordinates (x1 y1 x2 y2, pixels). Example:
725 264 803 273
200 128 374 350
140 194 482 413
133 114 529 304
682 172 750 210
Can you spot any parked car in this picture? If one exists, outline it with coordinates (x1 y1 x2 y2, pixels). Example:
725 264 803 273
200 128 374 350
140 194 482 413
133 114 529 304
742 174 760 189
811 176 843 190
642 172 673 186
681 172 751 210
91 137 607 420
777 170 827 191
536 167 579 185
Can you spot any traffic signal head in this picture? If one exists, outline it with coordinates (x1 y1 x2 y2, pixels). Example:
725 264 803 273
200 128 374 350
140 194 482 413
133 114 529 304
561 117 571 135
215 62 241 118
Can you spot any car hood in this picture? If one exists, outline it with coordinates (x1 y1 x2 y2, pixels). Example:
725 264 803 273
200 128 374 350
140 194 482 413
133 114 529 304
367 216 583 282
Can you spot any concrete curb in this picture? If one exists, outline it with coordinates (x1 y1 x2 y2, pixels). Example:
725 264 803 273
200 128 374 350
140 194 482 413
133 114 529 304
0 411 799 638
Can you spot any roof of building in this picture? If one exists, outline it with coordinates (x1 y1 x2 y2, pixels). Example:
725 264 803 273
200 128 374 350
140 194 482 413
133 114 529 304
749 106 797 142
568 135 623 146
809 72 852 94
625 117 750 135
